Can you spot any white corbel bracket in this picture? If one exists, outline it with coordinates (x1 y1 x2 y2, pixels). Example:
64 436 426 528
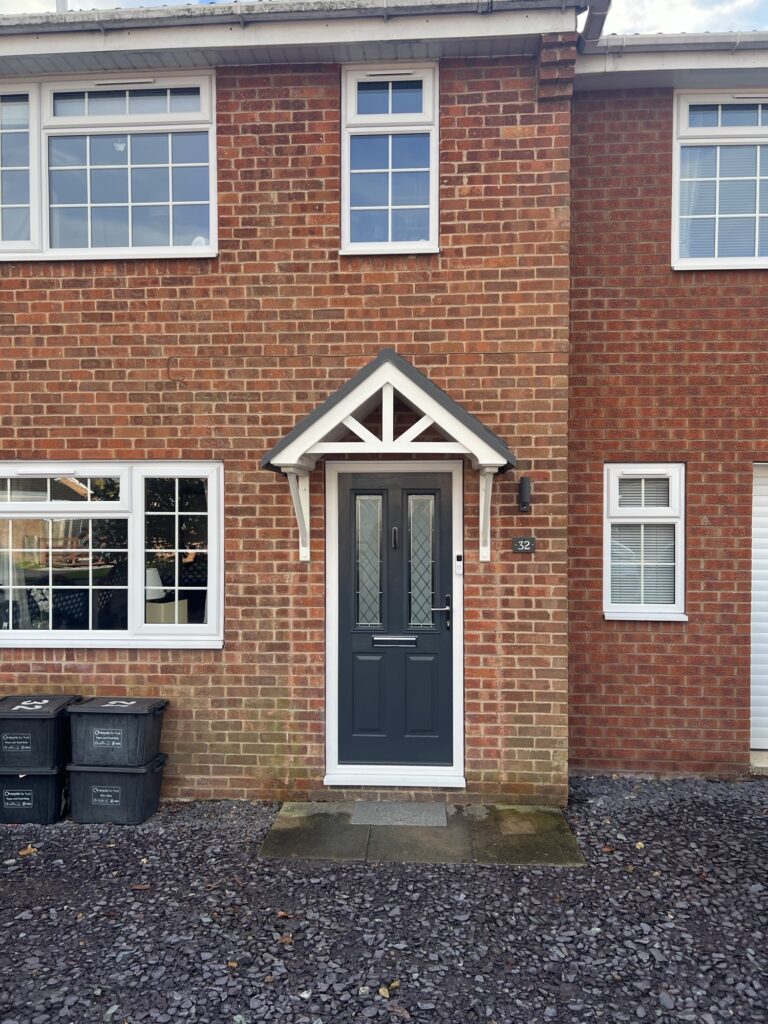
478 467 497 562
285 468 311 561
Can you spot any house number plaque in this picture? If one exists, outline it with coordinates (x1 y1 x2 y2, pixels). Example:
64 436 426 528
513 537 536 554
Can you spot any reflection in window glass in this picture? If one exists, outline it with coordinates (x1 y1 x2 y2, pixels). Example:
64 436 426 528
0 95 31 243
0 517 128 631
349 132 430 244
47 130 210 249
144 477 208 624
680 143 767 259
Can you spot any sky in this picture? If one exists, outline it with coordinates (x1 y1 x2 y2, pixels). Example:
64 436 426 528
3 0 768 35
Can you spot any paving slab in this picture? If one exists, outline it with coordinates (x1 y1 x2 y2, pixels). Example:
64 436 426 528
366 809 472 863
259 800 584 866
469 804 586 866
258 801 368 862
351 799 447 827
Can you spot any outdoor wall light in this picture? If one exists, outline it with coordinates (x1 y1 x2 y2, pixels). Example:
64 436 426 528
518 475 532 514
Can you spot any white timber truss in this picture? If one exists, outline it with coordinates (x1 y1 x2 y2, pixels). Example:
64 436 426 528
262 349 515 561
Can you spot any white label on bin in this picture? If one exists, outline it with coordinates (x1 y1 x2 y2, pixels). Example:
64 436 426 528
11 700 49 712
93 728 124 748
2 733 32 752
102 700 136 707
3 789 33 809
91 785 121 806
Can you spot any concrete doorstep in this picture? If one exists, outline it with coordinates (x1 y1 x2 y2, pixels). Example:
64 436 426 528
258 801 585 867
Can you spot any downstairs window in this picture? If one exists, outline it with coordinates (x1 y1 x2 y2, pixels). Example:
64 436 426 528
0 462 222 647
603 464 686 621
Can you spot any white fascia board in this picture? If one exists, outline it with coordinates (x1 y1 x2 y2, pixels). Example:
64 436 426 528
0 9 576 69
575 49 768 92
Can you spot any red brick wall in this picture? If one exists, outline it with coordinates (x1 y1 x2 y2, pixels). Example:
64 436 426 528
1 56 573 804
570 88 764 775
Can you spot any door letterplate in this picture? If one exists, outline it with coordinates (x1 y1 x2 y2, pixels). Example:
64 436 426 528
372 636 418 648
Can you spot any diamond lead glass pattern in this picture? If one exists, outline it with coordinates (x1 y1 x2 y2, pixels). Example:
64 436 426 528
409 494 434 627
355 495 382 628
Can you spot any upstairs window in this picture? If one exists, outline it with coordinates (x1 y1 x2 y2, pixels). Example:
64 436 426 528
603 464 687 621
675 92 768 269
0 462 222 648
341 64 438 255
0 74 215 261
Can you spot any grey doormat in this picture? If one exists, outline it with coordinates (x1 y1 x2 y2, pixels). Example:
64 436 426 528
258 802 585 866
350 800 447 827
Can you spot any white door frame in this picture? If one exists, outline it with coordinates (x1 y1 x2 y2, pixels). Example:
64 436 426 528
324 460 465 788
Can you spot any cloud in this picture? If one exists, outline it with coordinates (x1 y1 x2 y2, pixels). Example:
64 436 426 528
605 0 768 34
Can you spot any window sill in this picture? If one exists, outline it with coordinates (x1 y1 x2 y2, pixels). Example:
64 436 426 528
0 637 224 649
0 246 218 263
603 612 689 622
673 258 768 271
339 244 440 257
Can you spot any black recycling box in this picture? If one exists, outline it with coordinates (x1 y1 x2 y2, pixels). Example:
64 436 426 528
0 695 81 770
67 697 168 767
0 766 65 825
67 754 167 825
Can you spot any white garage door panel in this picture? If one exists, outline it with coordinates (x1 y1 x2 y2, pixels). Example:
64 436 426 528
751 465 768 748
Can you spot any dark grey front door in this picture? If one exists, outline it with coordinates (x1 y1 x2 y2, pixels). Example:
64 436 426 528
338 472 453 766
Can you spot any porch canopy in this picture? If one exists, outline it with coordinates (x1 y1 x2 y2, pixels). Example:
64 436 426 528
262 348 515 561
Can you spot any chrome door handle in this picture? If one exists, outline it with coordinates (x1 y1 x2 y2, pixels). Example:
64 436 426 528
430 595 451 630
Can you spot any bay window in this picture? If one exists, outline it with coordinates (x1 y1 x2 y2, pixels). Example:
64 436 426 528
0 462 223 647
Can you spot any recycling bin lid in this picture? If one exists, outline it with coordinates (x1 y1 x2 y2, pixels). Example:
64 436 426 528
66 753 168 774
0 695 81 719
66 697 168 715
0 764 62 777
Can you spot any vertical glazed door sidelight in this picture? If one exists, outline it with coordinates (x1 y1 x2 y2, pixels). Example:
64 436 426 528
337 472 453 765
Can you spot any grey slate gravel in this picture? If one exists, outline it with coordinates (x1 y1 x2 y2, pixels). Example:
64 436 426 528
0 777 766 1024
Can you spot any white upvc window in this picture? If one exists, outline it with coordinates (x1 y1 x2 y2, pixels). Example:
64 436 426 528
340 63 439 256
603 464 687 621
0 73 216 261
674 91 768 269
0 461 223 648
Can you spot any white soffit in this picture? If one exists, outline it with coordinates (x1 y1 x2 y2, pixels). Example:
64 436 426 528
0 7 578 77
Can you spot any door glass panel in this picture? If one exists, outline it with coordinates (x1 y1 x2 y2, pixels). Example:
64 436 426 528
409 494 434 627
355 495 382 628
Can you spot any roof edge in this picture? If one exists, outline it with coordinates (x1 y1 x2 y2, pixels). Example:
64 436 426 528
0 0 584 37
581 30 768 57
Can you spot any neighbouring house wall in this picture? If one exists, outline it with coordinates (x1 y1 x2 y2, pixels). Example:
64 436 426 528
1 52 574 803
570 88 768 776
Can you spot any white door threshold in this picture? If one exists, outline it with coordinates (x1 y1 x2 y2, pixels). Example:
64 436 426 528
750 750 768 775
324 767 466 789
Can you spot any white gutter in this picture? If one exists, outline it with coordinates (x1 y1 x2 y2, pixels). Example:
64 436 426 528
582 30 768 56
0 0 583 35
576 31 768 91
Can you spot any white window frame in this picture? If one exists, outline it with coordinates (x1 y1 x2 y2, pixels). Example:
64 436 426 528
0 72 217 262
603 463 687 622
340 62 439 256
673 90 768 270
0 460 223 648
